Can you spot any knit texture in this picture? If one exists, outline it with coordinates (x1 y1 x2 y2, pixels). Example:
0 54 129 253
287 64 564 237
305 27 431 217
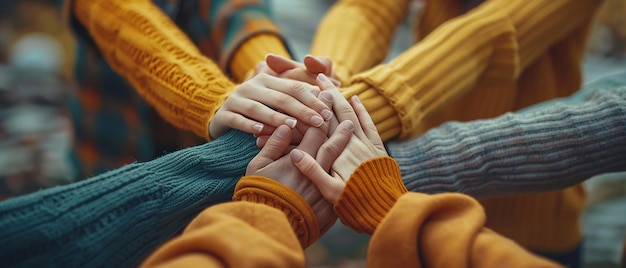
71 0 237 140
334 157 407 234
389 86 626 197
234 176 320 248
0 130 256 267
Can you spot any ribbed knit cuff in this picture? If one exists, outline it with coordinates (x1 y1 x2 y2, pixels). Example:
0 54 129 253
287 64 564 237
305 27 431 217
334 157 407 234
229 34 292 82
342 65 414 141
234 176 320 248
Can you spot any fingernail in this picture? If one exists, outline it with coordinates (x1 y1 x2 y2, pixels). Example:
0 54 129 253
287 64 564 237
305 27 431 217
343 120 355 131
351 95 361 104
285 118 297 128
317 73 332 84
252 123 264 133
276 125 289 138
321 109 333 120
310 115 324 127
320 91 333 102
256 137 262 147
290 149 304 163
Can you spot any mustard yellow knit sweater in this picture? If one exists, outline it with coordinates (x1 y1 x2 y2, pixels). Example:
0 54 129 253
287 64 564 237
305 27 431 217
312 0 602 252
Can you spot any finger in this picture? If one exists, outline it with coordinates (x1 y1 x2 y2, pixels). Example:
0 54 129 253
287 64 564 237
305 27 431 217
229 97 300 129
265 54 300 74
296 121 329 156
303 55 331 75
260 75 333 124
316 74 366 138
250 125 292 166
350 95 384 149
316 120 354 171
319 90 340 135
279 68 317 85
290 149 345 204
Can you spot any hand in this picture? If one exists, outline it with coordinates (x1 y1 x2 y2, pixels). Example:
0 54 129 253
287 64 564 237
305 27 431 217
291 74 388 204
209 73 333 139
245 97 353 230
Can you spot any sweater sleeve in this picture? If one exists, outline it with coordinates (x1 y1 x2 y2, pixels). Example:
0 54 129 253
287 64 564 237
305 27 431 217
388 87 626 198
140 201 305 268
68 0 236 140
0 130 258 267
233 176 321 248
309 0 412 83
338 0 602 140
367 192 562 267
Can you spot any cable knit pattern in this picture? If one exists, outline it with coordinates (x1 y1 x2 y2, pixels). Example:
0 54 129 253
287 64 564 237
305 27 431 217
334 157 407 234
72 0 236 139
233 176 320 248
0 130 257 267
388 87 626 198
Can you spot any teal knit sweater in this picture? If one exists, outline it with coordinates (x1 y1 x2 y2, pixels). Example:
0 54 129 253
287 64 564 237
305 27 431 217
0 130 257 267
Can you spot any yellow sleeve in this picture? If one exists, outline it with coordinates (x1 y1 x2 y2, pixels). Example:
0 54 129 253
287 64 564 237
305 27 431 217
310 0 413 83
230 34 292 82
140 202 305 268
70 0 236 140
341 0 601 140
367 193 562 267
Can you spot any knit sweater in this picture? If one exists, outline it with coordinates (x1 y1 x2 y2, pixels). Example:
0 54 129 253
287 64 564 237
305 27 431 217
0 130 256 268
388 86 626 197
66 0 291 140
142 157 560 267
312 0 603 251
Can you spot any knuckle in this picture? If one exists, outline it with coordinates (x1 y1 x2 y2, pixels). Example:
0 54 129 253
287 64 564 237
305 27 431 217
320 142 342 159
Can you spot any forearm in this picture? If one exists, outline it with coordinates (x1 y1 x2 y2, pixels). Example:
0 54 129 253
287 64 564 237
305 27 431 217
0 130 257 267
141 202 305 268
388 87 626 198
71 0 235 139
310 0 412 82
368 192 561 267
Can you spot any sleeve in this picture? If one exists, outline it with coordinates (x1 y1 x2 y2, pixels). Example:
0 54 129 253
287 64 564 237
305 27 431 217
337 0 602 140
140 202 305 268
67 0 236 140
0 130 258 267
388 87 626 198
310 0 412 83
141 174 323 268
367 193 562 267
333 157 561 267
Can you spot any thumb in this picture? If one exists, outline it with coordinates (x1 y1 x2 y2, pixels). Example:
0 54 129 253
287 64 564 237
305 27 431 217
290 149 344 204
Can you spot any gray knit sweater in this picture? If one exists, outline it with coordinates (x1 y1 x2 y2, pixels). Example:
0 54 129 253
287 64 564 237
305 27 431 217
388 86 626 198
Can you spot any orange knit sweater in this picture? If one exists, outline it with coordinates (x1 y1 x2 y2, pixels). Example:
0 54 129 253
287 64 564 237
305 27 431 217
312 0 602 251
68 0 290 140
141 157 561 267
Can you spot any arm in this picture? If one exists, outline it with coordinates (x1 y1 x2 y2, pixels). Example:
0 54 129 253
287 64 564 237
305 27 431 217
388 87 626 198
140 178 310 268
0 130 257 267
310 0 412 82
340 0 602 141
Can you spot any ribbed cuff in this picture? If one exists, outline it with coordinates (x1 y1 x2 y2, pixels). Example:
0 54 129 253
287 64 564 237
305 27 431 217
234 176 320 248
334 157 407 234
342 65 414 141
229 34 291 82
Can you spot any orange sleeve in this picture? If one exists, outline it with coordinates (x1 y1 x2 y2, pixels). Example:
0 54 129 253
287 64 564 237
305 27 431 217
141 175 320 267
70 0 236 140
367 193 562 267
140 202 305 268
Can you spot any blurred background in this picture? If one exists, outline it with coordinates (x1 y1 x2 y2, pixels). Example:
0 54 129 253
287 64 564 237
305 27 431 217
0 0 625 267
